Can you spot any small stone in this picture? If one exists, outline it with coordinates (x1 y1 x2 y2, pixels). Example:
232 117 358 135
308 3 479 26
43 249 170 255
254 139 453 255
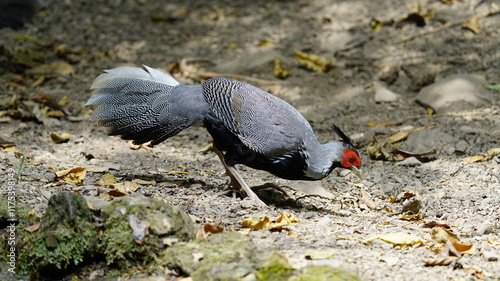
401 63 436 88
403 129 457 154
402 197 423 214
320 32 354 53
396 157 422 166
454 140 469 154
476 223 492 235
374 83 399 103
483 250 499 261
416 74 493 114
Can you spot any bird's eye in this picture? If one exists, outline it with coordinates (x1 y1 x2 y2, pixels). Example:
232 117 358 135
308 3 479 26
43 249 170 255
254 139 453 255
348 155 356 163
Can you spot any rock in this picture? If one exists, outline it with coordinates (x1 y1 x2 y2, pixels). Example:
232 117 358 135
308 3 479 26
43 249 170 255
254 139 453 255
163 231 361 281
319 32 354 53
103 193 196 267
416 74 493 114
374 83 400 103
476 223 492 235
403 129 457 155
19 192 99 277
401 63 437 88
376 64 399 85
454 140 469 154
402 197 423 214
396 157 422 166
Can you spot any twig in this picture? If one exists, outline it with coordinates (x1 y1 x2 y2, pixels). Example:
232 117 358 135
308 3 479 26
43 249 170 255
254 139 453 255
397 9 500 44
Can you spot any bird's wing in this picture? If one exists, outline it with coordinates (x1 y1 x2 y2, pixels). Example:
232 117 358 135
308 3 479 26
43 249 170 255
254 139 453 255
202 78 313 156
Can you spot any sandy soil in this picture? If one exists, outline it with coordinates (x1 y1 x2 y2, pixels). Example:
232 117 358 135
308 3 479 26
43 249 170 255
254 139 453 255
1 0 499 280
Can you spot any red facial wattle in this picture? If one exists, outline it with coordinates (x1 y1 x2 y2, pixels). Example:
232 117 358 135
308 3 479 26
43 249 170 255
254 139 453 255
341 149 361 168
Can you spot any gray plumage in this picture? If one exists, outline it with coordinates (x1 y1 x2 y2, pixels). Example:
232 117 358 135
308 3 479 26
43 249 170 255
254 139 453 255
202 77 313 157
86 66 207 145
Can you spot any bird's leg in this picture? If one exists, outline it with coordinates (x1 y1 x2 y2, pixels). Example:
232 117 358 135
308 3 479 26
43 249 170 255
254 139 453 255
212 146 267 207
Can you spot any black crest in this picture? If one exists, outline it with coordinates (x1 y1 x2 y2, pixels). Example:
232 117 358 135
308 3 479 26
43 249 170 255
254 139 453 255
331 124 355 147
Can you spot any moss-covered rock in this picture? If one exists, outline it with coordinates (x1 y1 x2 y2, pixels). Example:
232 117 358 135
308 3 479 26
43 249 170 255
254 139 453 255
255 253 294 281
18 191 99 277
163 231 289 281
290 265 361 281
162 231 361 281
102 193 196 268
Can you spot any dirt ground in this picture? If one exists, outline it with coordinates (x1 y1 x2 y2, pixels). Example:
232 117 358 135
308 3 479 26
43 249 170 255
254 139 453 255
1 0 500 280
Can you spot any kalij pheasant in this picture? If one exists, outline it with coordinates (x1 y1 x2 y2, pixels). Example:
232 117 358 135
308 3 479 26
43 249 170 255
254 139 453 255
86 65 361 206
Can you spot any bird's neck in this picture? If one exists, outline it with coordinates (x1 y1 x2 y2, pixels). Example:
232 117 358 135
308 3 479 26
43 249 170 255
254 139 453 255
302 139 344 180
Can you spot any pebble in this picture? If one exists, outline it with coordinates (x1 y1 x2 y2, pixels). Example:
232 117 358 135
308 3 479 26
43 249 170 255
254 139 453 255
320 32 354 53
401 63 436 88
483 250 499 261
454 140 469 154
402 197 423 214
475 223 492 235
396 157 422 166
416 74 493 114
374 83 400 103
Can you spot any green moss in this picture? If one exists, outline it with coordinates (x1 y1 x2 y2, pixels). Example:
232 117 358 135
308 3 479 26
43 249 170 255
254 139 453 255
102 193 196 268
17 192 99 278
290 265 361 281
164 231 265 279
255 253 294 281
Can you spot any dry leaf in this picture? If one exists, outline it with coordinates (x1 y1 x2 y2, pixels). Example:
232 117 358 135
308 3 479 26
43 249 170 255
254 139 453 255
431 226 459 244
50 132 74 144
462 16 480 34
486 147 500 159
367 142 392 160
364 232 427 246
386 131 410 144
400 213 424 221
239 213 298 231
28 62 75 77
98 173 117 186
464 148 500 163
25 223 40 233
453 242 475 255
203 223 224 234
164 170 189 175
368 122 394 127
54 167 86 185
132 178 156 185
423 256 459 266
3 147 21 154
463 155 484 163
358 185 376 209
370 18 385 32
273 59 292 79
293 50 332 72
108 181 139 196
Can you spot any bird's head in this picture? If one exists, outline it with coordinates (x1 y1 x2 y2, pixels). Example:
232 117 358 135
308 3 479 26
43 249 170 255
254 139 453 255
328 124 362 179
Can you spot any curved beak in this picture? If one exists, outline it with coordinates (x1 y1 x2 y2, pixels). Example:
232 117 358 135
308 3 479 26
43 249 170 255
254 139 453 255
348 166 363 180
